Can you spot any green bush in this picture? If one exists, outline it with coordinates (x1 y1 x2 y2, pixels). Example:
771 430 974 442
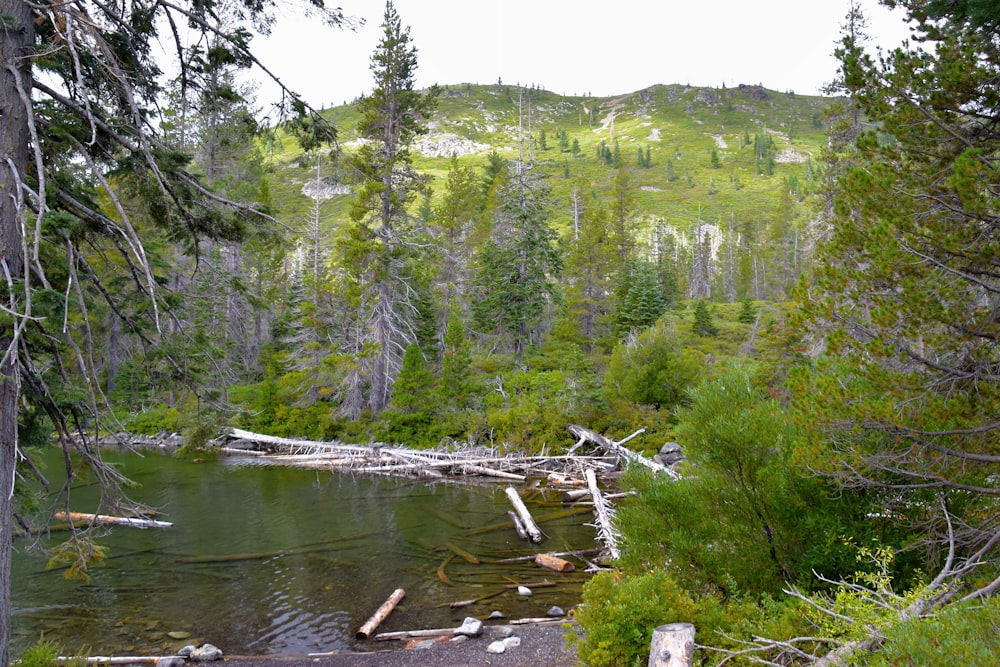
571 569 697 667
868 597 1000 666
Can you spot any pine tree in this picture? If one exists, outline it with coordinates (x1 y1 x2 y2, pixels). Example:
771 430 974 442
439 305 474 409
613 260 667 336
471 167 562 359
692 299 718 337
347 1 438 414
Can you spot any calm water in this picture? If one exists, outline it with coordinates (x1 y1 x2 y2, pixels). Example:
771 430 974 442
11 448 597 658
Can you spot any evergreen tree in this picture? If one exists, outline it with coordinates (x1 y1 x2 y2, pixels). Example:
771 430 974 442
692 299 718 337
471 167 562 359
347 1 438 414
390 342 435 413
560 196 617 348
793 0 1000 644
613 260 667 336
438 305 475 410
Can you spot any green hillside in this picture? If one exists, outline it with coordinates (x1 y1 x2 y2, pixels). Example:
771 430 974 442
264 82 831 242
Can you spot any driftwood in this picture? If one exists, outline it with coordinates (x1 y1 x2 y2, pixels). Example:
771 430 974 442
217 427 622 483
586 468 621 561
568 424 679 479
534 553 576 572
56 657 181 665
356 588 406 639
504 486 544 543
493 547 603 564
54 511 172 529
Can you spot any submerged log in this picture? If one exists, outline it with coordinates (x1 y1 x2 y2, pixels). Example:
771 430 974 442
508 511 529 540
357 588 406 639
54 511 172 529
504 486 544 543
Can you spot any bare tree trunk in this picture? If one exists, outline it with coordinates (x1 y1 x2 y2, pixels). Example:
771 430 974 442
0 1 33 661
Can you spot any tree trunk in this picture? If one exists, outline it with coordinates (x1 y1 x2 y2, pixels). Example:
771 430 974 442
0 0 33 661
648 622 696 667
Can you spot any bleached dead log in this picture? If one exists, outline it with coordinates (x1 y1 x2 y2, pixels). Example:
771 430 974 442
505 486 544 543
568 424 679 479
54 511 172 528
508 511 529 540
356 588 406 639
57 657 181 665
586 468 621 561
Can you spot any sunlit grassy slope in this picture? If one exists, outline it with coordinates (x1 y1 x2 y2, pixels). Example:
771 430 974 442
262 82 832 238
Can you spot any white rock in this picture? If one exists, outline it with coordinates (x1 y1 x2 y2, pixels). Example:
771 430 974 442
517 585 532 596
454 616 484 637
503 636 522 649
486 640 507 654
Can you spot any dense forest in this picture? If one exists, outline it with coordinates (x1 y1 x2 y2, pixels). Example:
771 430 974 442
3 0 999 665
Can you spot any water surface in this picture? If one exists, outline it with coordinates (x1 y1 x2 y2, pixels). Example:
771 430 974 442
12 448 597 657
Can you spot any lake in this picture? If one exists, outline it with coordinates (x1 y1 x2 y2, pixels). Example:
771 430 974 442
11 447 598 658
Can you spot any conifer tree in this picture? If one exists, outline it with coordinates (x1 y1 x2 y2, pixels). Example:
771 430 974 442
347 1 437 414
692 299 718 337
471 167 562 359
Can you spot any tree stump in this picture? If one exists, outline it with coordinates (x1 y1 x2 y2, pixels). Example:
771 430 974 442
648 622 695 667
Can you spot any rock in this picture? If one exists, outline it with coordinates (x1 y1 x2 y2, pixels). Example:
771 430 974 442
157 658 186 667
546 606 565 617
496 625 515 638
487 610 506 620
190 644 223 662
657 442 684 465
486 640 507 654
177 645 195 657
167 631 191 640
502 636 522 649
517 585 532 596
454 617 484 637
412 639 436 650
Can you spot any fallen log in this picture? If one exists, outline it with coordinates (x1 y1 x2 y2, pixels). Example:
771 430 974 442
56 657 182 665
586 468 621 561
534 553 576 572
437 555 455 586
568 424 679 479
54 512 172 529
493 547 603 564
504 486 544 543
508 511 529 540
356 588 406 639
445 542 480 564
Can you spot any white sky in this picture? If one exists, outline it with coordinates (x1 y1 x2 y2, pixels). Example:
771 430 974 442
249 0 914 110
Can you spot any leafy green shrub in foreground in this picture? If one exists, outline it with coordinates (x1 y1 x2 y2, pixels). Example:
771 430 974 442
570 569 697 667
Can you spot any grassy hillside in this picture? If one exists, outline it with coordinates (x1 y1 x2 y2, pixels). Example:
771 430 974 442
262 82 831 242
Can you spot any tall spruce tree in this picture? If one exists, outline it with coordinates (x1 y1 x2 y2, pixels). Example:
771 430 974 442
347 1 437 415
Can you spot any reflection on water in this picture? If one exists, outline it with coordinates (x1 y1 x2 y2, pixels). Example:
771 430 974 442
11 449 597 658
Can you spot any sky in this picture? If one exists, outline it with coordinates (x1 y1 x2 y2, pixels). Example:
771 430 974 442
248 0 915 110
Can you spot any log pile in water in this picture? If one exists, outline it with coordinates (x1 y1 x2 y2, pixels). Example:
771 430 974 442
217 425 677 483
217 427 621 481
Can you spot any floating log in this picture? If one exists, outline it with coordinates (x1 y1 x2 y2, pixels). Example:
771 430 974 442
504 486 544 543
493 547 603 564
534 553 576 572
357 588 406 639
586 468 621 561
54 512 172 529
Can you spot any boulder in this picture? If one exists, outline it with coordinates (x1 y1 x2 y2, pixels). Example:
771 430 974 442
454 617 484 637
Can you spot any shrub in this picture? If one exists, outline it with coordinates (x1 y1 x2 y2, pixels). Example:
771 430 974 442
571 569 697 667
